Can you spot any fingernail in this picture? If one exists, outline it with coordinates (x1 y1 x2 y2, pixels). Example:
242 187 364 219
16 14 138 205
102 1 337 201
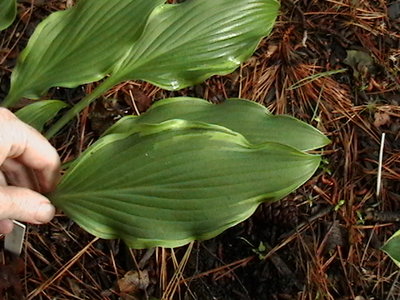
35 203 55 223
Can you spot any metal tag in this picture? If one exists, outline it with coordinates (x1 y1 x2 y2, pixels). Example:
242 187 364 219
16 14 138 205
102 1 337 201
4 221 26 256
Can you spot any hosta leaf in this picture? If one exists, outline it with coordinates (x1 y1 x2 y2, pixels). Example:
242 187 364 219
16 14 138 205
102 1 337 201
111 0 280 90
51 120 321 249
105 97 330 151
0 0 16 31
382 230 400 267
15 100 68 132
4 0 164 105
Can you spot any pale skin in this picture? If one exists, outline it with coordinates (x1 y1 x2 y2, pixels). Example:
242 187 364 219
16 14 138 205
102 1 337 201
0 108 60 234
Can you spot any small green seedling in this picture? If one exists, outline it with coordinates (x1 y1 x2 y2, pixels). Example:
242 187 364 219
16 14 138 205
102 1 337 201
334 199 346 212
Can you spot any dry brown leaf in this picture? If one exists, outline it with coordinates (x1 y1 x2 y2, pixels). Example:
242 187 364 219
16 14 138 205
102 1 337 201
118 269 150 295
374 111 391 127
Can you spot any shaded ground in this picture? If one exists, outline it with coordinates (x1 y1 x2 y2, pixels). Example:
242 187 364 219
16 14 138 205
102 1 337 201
1 0 400 299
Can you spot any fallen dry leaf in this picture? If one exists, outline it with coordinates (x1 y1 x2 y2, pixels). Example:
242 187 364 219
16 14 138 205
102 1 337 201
118 269 150 295
374 111 391 127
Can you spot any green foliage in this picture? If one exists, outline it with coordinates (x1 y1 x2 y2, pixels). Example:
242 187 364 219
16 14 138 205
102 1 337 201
110 0 280 90
50 118 321 249
1 0 327 250
4 0 165 104
105 97 330 151
15 100 68 132
382 230 400 267
4 0 279 108
0 0 16 31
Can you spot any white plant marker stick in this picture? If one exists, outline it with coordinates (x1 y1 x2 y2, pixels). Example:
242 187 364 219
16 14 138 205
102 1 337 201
4 220 26 256
377 133 386 197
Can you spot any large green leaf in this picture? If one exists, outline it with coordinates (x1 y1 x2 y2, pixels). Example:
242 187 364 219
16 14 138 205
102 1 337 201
4 0 279 110
50 120 321 249
0 0 16 31
111 0 280 90
4 0 279 139
15 100 68 132
4 0 164 104
382 230 400 267
105 97 330 151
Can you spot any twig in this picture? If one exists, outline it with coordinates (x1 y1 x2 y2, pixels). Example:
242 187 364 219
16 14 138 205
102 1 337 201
377 133 386 197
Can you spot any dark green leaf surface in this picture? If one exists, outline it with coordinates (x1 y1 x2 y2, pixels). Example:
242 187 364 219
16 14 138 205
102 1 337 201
105 97 330 151
112 0 280 90
51 120 320 249
4 0 164 104
0 0 16 31
15 100 68 132
5 0 279 107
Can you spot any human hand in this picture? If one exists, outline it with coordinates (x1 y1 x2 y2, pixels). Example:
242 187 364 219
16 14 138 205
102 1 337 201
0 108 60 234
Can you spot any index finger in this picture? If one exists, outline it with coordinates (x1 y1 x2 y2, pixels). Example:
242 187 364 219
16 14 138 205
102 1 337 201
0 108 60 193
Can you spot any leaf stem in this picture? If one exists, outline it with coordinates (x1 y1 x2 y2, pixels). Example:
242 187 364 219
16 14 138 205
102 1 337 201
2 92 22 108
45 77 118 139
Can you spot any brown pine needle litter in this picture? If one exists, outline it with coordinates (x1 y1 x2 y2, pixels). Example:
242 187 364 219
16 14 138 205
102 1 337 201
1 0 400 299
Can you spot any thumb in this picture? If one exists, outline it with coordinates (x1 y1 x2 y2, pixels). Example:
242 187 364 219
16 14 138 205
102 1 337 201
0 186 55 224
0 219 14 234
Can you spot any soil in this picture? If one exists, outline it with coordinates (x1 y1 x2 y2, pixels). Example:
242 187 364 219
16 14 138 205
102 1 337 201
1 0 400 299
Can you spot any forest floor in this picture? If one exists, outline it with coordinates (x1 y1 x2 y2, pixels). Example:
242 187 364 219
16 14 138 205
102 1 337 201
1 0 400 299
